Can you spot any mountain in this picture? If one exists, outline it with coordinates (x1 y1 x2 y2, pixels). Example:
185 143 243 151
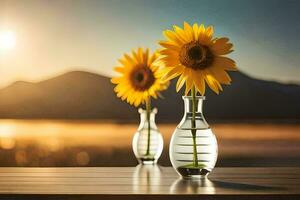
0 71 299 122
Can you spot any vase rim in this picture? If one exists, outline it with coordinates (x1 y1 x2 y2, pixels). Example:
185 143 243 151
182 95 206 100
138 107 158 114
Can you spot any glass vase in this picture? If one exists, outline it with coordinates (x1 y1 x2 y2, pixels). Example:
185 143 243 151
132 108 163 164
169 96 218 178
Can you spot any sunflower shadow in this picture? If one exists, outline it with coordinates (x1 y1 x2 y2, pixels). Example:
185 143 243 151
170 178 284 194
211 179 284 191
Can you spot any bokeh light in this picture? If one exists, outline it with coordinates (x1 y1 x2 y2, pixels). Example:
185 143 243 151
15 150 27 165
76 151 90 166
0 137 15 149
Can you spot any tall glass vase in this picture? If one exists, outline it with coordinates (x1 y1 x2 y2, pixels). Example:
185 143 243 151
169 96 218 178
132 108 163 164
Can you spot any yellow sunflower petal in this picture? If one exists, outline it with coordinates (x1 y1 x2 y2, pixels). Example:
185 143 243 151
132 49 141 63
134 96 142 107
160 56 180 67
142 48 149 63
114 66 125 74
159 41 181 51
137 47 144 63
115 84 130 98
111 77 122 84
193 72 206 95
149 88 158 99
120 91 129 101
173 25 190 43
192 23 199 40
148 52 158 65
214 56 237 71
123 53 136 66
160 48 179 57
176 74 186 92
127 91 136 104
161 66 184 81
184 77 193 95
150 64 159 72
205 76 218 94
198 24 205 34
163 30 184 46
211 37 233 55
205 74 222 94
205 26 214 38
199 25 214 45
209 66 232 85
183 21 194 41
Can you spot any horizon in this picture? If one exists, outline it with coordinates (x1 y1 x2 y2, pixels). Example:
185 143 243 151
0 0 300 87
0 69 299 90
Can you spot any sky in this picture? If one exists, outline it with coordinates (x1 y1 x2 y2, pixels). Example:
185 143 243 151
0 0 299 87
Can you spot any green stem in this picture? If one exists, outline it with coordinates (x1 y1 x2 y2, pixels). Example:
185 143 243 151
191 86 199 167
145 97 151 156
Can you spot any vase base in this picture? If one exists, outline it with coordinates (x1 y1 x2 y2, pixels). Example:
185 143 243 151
139 157 156 165
177 167 210 179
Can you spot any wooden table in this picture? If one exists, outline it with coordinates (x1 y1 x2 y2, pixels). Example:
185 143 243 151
0 166 299 200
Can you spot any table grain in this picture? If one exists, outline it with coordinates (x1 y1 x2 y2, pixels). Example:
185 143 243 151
0 166 299 200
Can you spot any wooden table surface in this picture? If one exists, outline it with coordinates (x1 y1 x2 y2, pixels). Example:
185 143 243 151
0 166 299 200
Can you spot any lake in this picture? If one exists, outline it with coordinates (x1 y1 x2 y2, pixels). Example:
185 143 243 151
0 120 299 167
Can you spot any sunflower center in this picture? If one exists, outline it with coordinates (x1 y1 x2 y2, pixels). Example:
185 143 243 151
130 66 155 91
179 41 214 70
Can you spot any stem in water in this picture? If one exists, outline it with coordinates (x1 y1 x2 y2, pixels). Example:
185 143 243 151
191 86 199 167
145 97 151 156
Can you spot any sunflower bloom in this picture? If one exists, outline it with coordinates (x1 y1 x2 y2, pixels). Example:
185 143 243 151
159 22 237 95
111 48 168 107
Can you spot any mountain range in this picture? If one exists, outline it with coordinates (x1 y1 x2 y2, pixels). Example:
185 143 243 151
0 71 299 122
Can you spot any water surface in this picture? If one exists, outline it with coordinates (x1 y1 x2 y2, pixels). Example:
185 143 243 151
0 120 299 167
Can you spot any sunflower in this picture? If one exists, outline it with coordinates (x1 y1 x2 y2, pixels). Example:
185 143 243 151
159 22 237 95
111 48 168 107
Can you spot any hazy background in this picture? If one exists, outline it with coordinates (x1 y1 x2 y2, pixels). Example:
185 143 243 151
0 0 299 167
0 0 300 87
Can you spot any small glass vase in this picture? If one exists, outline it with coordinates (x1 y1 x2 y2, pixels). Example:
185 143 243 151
132 108 163 164
169 96 218 178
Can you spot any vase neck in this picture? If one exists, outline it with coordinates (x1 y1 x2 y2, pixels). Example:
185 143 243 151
183 96 204 114
138 108 157 130
178 96 209 129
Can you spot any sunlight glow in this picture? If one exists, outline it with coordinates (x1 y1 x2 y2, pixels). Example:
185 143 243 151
0 30 16 51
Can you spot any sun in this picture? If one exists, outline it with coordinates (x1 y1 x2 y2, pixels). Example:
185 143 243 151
0 30 16 51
